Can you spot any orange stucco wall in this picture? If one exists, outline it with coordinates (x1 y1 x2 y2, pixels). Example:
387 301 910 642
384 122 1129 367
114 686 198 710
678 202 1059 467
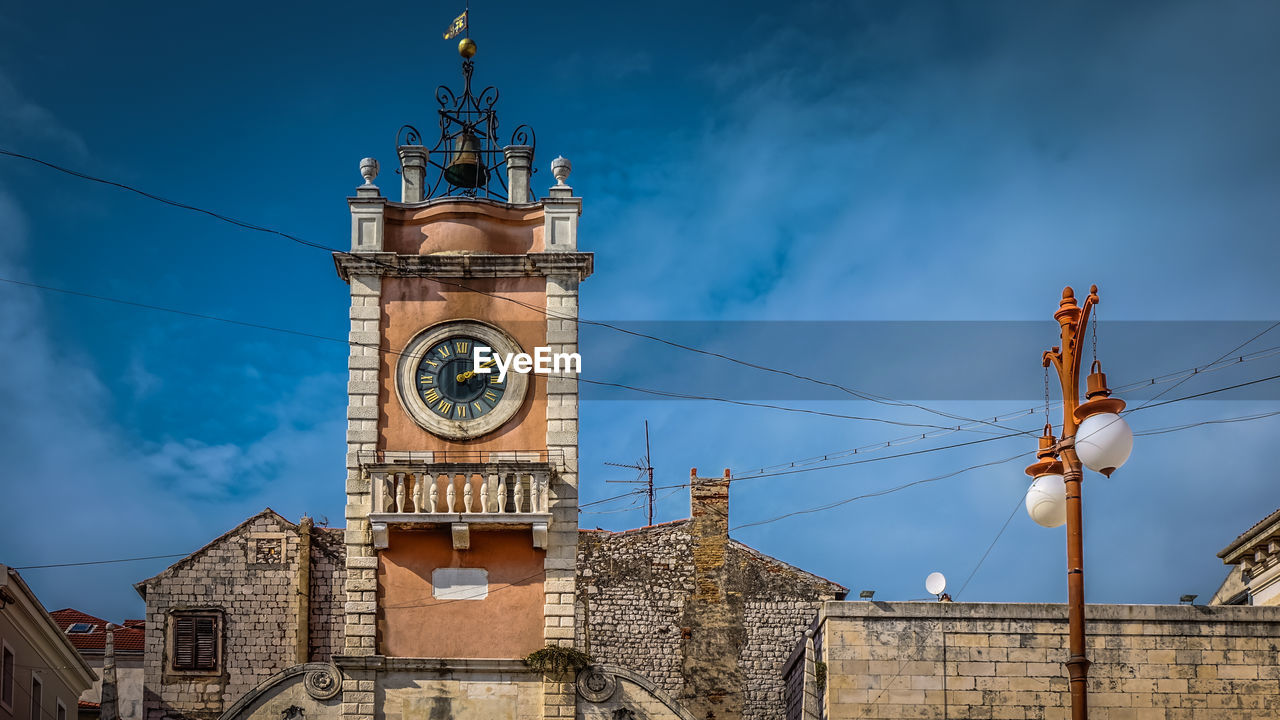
379 275 548 453
378 528 546 658
383 202 545 256
377 201 551 455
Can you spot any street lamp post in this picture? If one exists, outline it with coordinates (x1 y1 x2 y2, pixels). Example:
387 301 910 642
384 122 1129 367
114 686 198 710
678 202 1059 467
1024 285 1134 720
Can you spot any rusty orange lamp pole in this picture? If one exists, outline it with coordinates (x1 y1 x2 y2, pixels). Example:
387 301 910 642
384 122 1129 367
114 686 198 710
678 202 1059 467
1024 285 1134 720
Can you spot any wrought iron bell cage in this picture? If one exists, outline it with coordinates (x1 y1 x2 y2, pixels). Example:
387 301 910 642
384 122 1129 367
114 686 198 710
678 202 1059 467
397 59 536 202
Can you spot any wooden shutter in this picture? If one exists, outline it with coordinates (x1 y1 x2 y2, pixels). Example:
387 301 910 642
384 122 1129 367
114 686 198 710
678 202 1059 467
194 617 216 670
174 617 195 669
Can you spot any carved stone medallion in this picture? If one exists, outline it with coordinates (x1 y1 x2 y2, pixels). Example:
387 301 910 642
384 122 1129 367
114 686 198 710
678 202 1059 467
576 666 617 703
303 664 342 700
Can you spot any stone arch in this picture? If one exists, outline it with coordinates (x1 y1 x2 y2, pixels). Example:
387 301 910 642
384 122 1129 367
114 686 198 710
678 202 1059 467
575 665 699 720
218 664 342 720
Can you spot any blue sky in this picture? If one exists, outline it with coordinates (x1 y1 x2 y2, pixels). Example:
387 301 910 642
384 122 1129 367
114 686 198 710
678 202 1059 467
2 1 1280 621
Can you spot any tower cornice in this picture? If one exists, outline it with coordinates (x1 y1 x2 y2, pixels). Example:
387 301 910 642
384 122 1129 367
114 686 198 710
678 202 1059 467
333 251 593 283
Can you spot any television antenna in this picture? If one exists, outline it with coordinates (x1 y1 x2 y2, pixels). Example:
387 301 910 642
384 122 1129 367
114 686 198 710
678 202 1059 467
605 420 655 526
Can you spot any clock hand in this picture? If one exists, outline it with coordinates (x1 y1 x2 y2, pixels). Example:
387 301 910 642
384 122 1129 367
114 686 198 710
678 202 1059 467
455 358 498 382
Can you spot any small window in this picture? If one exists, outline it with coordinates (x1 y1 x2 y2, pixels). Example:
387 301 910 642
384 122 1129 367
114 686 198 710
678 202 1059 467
66 623 95 634
171 614 219 671
31 675 42 720
1 642 13 711
57 700 66 720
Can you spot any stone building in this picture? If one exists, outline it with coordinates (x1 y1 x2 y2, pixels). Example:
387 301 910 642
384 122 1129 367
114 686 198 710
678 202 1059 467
1 565 96 720
49 611 145 720
577 471 846 720
133 511 344 720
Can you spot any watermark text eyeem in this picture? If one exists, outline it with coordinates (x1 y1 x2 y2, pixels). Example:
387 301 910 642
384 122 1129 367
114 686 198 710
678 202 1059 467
473 346 581 382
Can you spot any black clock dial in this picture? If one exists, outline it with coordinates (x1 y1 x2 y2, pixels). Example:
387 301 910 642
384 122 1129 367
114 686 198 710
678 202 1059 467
414 336 506 421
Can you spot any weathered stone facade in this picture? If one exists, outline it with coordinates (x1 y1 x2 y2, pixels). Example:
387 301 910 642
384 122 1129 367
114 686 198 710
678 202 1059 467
137 510 345 720
576 472 847 720
801 601 1280 720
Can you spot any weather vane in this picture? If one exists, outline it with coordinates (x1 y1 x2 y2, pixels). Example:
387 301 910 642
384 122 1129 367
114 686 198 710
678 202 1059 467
395 2 535 202
442 2 475 59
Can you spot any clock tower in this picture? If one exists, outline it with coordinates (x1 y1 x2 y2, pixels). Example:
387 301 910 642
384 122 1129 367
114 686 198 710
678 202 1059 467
334 53 589 720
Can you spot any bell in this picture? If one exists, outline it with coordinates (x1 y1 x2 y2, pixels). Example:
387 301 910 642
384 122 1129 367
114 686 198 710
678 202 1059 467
444 132 488 189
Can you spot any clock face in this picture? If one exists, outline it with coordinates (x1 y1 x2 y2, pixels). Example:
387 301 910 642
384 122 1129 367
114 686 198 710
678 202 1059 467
414 336 506 421
395 320 530 440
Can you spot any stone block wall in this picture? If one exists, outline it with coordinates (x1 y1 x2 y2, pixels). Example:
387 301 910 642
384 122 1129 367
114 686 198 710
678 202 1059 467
543 272 581 720
578 522 694 690
576 486 846 720
815 601 1280 720
141 511 344 720
309 528 347 662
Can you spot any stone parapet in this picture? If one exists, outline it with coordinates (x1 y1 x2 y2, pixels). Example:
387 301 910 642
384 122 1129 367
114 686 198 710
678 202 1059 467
816 600 1280 720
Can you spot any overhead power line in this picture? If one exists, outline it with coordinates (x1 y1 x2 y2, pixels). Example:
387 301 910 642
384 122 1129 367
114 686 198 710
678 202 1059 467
0 274 975 431
18 405 1280 570
14 553 191 570
0 146 1025 436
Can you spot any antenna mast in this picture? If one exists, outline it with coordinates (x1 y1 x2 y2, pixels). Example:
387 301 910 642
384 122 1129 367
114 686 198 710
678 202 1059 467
605 420 656 525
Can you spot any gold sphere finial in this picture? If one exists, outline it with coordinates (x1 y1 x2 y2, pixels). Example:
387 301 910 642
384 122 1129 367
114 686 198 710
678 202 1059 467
458 37 477 58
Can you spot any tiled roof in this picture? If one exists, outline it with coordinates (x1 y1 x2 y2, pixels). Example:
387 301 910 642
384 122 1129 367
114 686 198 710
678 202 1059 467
79 702 100 710
50 609 145 654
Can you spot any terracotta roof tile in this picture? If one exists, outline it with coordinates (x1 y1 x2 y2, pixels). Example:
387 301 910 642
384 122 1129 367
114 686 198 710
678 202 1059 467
50 609 144 654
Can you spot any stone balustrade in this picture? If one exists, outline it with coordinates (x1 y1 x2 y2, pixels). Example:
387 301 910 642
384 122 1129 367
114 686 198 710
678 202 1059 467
365 462 554 550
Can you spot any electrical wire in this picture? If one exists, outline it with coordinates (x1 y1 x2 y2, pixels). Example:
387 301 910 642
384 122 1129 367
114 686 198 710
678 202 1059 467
726 342 1280 480
13 553 192 570
0 147 1026 436
0 274 972 432
722 402 1280 532
730 450 1033 532
954 491 1027 600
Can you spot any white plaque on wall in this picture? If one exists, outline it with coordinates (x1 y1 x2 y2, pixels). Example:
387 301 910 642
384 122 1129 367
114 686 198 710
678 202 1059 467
432 568 489 600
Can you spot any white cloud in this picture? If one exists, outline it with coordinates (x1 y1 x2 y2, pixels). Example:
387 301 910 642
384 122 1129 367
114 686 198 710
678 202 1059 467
0 191 343 620
0 70 87 157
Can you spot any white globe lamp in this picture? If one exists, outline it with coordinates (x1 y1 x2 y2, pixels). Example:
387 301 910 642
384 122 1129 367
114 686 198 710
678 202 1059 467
1072 363 1132 477
1026 473 1067 528
1024 426 1067 528
1075 412 1133 477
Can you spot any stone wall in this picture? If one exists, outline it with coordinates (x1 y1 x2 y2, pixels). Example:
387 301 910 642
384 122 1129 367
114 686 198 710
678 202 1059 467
576 477 845 720
140 510 342 720
309 527 347 662
813 601 1280 720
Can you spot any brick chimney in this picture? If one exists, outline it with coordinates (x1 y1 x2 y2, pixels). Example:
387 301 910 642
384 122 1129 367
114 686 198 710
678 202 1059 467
682 468 743 720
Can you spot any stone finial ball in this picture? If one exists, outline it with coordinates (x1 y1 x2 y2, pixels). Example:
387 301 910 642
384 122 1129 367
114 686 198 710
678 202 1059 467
359 158 379 185
551 156 572 185
459 38 477 58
